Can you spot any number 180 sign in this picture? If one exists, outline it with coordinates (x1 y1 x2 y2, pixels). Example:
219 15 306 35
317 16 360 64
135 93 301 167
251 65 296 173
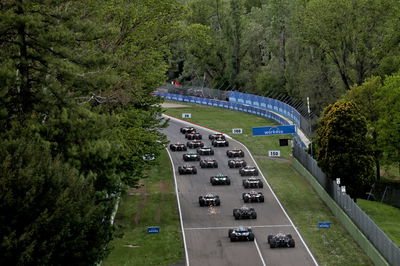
232 128 243 134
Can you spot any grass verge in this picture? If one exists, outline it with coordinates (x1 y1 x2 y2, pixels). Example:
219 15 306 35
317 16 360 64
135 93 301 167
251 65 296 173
102 150 184 266
357 199 400 246
164 101 373 266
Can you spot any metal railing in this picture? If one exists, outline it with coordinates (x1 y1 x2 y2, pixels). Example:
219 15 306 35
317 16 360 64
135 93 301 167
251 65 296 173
293 139 400 266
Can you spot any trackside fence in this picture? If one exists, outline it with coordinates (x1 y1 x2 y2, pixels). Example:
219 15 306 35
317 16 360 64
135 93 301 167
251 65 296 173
293 139 400 266
153 91 306 146
156 90 400 265
158 85 316 137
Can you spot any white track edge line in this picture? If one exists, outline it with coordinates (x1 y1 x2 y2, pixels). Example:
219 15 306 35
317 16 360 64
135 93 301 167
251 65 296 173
235 138 319 266
162 114 233 139
255 238 267 266
166 148 190 266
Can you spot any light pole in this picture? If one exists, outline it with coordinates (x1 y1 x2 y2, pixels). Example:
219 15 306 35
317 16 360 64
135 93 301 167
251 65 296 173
307 97 313 157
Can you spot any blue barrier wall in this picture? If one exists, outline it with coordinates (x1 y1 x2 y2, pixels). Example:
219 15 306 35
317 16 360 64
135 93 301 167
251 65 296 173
228 91 302 126
154 91 307 149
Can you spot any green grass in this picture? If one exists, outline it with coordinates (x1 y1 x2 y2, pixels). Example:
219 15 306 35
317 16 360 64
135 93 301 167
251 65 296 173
102 150 184 266
357 199 400 246
381 164 400 181
165 101 373 266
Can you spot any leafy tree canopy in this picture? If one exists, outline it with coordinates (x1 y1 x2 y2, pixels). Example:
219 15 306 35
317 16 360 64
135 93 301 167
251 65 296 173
316 101 374 198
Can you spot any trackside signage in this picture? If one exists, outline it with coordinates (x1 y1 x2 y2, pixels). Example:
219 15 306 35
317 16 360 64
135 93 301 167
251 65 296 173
252 125 296 136
147 226 160 233
318 222 331 228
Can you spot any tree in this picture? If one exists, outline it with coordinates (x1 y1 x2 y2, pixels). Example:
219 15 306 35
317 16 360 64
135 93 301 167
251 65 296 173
375 75 400 170
343 77 383 180
0 0 183 263
297 0 400 90
0 134 114 265
316 101 374 199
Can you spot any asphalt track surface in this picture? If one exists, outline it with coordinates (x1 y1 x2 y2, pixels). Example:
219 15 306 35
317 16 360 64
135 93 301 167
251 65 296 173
163 116 318 266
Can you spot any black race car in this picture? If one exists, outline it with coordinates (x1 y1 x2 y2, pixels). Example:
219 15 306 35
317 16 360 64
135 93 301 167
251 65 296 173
170 143 187 151
210 174 231 185
239 166 259 176
178 165 197 175
233 206 257 220
199 193 220 206
197 146 214 155
212 138 229 147
187 140 204 149
226 149 245 158
183 152 201 161
268 233 295 248
228 159 247 168
185 131 202 140
200 159 218 168
228 227 255 242
242 177 264 188
242 190 264 203
209 133 226 140
180 126 196 134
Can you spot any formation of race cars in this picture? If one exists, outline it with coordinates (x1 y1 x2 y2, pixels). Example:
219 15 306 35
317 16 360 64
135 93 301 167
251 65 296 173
170 126 295 248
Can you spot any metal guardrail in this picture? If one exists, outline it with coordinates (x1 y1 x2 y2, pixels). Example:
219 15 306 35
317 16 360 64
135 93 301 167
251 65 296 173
293 139 400 266
158 85 317 138
155 89 400 265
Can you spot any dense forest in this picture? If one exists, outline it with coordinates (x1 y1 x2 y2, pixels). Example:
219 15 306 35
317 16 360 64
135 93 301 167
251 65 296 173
0 0 399 264
0 0 183 264
168 0 400 198
171 0 400 114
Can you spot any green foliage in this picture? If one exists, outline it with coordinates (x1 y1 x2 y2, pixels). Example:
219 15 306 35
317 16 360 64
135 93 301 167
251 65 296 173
0 135 114 265
376 75 400 167
173 0 400 115
316 101 374 198
0 0 183 263
296 0 400 89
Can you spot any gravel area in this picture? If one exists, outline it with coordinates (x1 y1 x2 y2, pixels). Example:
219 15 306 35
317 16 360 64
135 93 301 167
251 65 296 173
160 102 188 108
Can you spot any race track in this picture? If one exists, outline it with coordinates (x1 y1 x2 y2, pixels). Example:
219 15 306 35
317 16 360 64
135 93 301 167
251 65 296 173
163 116 318 266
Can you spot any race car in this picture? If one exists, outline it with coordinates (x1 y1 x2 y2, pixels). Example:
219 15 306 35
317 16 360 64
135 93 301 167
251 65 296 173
212 138 229 147
199 193 220 206
210 174 231 185
242 190 264 203
178 165 197 175
242 177 264 188
209 133 226 140
233 206 257 220
239 166 259 176
183 152 201 162
180 126 196 134
185 131 202 140
200 159 218 168
187 140 204 149
169 143 187 151
228 227 255 242
228 159 247 168
267 233 295 248
197 146 214 155
226 149 245 158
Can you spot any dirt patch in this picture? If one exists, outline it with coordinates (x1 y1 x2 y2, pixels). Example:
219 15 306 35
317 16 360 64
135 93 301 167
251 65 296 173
154 181 168 223
134 180 147 224
253 155 291 163
160 102 188 108
123 244 140 248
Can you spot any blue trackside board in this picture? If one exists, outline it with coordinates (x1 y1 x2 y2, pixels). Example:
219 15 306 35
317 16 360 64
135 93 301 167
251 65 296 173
252 125 296 136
